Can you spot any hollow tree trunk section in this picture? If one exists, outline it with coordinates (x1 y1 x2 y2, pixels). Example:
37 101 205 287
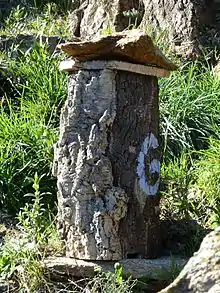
53 62 161 260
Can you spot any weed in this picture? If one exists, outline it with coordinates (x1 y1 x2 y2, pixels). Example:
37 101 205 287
17 173 53 244
160 154 195 220
100 26 114 36
154 254 181 282
123 8 142 29
0 174 61 292
86 263 136 293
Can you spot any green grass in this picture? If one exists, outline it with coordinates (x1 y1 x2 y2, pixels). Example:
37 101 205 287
159 59 220 232
0 43 67 214
161 140 220 229
0 3 70 37
159 60 220 160
192 138 220 228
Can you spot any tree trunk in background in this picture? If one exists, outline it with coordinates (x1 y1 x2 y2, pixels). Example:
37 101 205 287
140 0 216 58
70 0 219 59
70 0 144 38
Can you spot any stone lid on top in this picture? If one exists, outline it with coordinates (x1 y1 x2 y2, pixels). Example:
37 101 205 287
57 30 177 72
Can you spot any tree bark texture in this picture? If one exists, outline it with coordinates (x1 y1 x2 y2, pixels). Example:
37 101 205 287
53 62 161 260
140 0 215 45
71 0 144 38
70 0 217 59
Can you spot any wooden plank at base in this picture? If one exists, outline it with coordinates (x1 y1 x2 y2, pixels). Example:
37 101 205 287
59 60 171 77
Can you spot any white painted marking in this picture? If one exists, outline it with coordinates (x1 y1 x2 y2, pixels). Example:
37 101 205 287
136 133 160 196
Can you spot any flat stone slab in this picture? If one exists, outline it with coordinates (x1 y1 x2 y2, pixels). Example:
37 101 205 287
43 256 187 279
59 60 171 77
57 30 177 71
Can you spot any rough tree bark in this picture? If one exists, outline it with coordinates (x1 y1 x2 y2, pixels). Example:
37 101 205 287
70 0 218 59
53 61 161 260
140 0 216 58
70 0 144 38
